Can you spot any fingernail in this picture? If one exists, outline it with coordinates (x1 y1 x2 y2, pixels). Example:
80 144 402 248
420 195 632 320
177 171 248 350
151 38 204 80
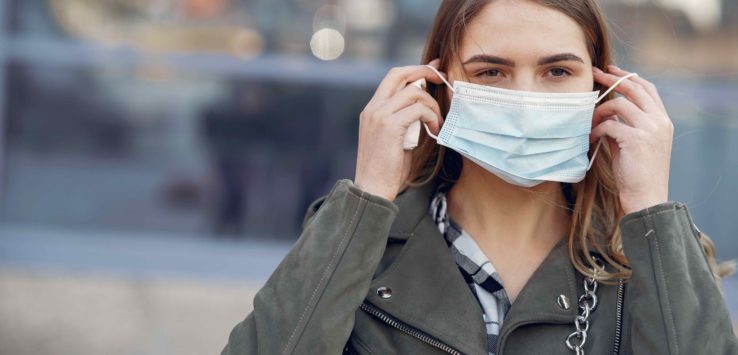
428 58 440 67
608 64 621 71
592 67 603 73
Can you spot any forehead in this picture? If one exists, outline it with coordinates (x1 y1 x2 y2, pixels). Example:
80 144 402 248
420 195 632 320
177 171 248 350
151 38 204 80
460 0 590 62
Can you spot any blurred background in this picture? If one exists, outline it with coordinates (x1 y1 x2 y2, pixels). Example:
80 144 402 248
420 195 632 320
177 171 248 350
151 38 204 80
0 0 736 354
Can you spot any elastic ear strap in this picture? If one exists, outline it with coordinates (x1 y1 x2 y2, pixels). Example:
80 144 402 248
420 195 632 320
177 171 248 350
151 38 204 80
419 64 451 142
423 121 439 141
424 64 455 92
587 138 603 171
589 72 638 169
596 72 638 103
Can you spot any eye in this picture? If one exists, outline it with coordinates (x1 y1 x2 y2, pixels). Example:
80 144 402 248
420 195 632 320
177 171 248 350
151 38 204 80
547 67 571 78
478 69 503 77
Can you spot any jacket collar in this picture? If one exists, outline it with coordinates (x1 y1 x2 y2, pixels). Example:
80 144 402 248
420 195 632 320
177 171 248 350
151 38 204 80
385 179 438 240
366 178 580 354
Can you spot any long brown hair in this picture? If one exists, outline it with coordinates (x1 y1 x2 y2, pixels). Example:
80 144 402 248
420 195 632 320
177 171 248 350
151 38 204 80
404 0 736 287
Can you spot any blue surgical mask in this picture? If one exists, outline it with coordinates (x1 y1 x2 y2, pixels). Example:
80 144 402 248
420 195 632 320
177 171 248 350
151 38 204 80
420 65 637 187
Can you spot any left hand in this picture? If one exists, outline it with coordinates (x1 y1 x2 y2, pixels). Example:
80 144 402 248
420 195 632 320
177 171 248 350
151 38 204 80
590 65 673 214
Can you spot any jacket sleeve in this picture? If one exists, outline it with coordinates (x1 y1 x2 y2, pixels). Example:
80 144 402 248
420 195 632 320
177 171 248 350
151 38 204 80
619 201 738 354
220 179 399 355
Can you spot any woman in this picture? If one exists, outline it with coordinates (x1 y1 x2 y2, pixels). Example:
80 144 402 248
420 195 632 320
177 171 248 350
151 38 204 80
221 0 737 354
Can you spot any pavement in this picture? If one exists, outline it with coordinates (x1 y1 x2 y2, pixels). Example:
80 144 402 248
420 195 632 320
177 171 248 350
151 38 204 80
0 270 259 355
0 225 290 355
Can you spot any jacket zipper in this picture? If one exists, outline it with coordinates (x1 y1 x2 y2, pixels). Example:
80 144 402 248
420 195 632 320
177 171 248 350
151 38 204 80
359 301 463 355
612 278 625 355
362 279 625 355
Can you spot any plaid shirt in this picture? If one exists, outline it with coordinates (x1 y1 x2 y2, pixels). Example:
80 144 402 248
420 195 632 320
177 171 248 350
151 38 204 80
429 185 512 355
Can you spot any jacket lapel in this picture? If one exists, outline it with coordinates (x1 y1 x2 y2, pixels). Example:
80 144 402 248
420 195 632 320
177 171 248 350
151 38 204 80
496 236 579 352
365 180 488 354
364 179 581 355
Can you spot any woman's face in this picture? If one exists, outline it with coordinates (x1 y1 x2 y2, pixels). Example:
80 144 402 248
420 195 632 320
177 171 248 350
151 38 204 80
448 0 594 94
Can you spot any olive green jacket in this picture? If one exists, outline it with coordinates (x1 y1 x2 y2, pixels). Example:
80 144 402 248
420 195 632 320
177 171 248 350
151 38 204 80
221 178 738 354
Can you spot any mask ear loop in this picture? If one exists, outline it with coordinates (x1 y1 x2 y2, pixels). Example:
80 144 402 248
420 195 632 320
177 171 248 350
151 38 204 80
420 64 455 141
586 72 639 171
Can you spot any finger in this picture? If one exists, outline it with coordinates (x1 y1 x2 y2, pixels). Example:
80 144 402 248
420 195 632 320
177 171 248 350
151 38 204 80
393 102 441 134
592 97 647 129
373 64 448 101
590 118 635 145
590 114 617 144
608 65 666 112
593 67 657 112
377 84 442 119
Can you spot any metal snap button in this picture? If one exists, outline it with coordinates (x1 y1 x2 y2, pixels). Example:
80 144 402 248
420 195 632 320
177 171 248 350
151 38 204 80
376 286 392 299
557 294 570 310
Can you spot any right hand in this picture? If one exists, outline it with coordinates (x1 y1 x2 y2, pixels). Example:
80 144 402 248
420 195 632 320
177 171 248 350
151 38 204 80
354 59 447 202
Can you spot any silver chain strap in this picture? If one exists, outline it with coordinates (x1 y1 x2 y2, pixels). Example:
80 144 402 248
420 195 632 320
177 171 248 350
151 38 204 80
566 256 604 355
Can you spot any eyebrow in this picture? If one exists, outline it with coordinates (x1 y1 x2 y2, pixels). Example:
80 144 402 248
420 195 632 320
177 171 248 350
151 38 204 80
537 53 585 65
462 54 515 66
461 53 585 67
